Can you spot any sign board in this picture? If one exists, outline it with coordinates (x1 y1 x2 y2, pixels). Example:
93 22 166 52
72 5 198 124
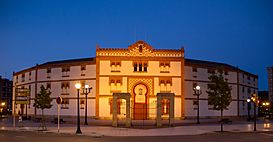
56 96 62 104
15 88 30 104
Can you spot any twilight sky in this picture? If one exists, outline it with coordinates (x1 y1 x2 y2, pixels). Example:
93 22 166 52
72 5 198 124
0 0 272 90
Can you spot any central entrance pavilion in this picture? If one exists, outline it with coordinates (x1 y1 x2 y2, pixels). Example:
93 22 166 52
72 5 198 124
96 40 185 125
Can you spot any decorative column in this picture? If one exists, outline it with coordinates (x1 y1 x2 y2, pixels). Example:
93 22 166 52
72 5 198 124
169 94 174 127
157 94 162 127
112 95 118 127
125 95 131 127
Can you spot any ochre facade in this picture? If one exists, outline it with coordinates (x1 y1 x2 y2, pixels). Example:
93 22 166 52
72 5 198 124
96 41 185 119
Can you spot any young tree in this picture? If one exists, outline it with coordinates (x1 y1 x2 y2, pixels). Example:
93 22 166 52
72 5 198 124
33 85 52 130
207 68 232 132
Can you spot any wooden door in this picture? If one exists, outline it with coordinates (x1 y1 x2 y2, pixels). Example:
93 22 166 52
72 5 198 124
134 103 147 120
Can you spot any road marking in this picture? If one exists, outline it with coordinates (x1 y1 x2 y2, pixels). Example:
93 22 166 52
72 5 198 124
260 133 273 137
15 135 26 138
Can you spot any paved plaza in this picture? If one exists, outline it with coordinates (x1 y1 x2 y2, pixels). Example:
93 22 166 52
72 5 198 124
0 116 272 137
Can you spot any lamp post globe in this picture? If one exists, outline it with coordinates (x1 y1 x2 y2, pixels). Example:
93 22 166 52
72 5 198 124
75 83 81 89
196 85 200 91
247 99 251 103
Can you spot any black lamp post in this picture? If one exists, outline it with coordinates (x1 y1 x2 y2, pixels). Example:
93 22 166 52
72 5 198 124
247 98 251 121
253 101 257 131
75 83 82 134
82 85 92 125
193 85 202 124
251 93 258 131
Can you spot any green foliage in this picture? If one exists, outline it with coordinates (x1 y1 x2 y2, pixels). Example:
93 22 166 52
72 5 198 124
207 68 232 111
33 85 52 110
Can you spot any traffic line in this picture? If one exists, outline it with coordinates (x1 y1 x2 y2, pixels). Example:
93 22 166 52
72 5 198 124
260 133 273 137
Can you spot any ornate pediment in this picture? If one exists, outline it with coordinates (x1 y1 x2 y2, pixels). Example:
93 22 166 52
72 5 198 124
128 40 154 57
96 40 184 58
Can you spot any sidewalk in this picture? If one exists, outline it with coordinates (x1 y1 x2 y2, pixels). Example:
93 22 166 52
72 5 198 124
1 123 273 137
1 116 272 137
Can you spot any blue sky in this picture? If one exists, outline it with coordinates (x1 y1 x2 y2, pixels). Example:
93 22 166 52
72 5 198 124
0 0 272 90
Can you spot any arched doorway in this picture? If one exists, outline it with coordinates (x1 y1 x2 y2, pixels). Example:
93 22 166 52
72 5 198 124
133 84 148 120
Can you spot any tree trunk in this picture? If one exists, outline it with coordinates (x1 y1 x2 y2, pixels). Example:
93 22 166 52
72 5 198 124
220 109 223 132
42 109 46 130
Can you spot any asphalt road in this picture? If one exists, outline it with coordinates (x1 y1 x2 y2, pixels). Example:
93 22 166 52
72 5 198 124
0 130 273 142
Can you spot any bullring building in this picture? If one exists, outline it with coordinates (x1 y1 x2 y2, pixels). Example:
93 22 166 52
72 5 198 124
13 41 258 124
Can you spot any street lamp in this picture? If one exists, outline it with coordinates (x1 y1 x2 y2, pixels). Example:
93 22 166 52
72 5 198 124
75 83 82 134
193 85 202 124
83 84 92 125
251 93 258 131
247 98 251 121
262 101 270 117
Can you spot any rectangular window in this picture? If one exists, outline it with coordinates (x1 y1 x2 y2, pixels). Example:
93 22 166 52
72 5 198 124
193 100 198 110
29 72 32 80
144 63 148 72
247 88 251 93
62 67 70 77
159 78 172 92
61 82 70 94
81 65 86 71
111 62 121 72
46 83 51 89
160 62 170 73
242 86 245 93
47 68 51 73
81 65 86 76
139 63 142 71
192 67 197 72
109 78 122 92
61 82 70 89
61 99 69 109
208 69 215 74
80 99 85 109
62 67 70 72
160 80 166 92
134 63 138 72
133 62 147 72
224 71 229 75
46 68 51 78
22 74 25 82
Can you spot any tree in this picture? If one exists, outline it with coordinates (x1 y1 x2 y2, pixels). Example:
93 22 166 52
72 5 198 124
33 85 52 130
207 68 232 132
